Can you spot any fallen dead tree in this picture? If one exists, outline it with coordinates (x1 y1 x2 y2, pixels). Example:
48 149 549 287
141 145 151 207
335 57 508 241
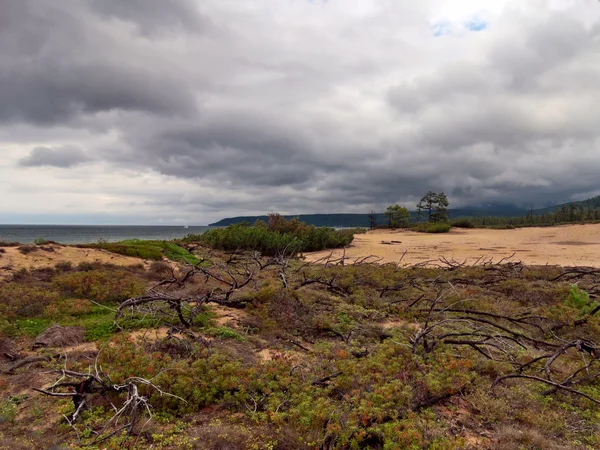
407 272 600 405
114 252 286 329
34 356 185 444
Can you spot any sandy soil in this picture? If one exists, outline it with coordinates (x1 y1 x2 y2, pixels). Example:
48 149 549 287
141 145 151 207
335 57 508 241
305 224 600 268
209 304 249 328
0 243 147 281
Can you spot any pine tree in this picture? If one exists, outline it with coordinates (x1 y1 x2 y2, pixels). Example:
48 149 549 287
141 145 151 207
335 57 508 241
417 192 449 223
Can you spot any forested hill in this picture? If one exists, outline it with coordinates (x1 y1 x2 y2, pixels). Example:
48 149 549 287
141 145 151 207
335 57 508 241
210 197 600 227
209 205 529 227
535 195 600 215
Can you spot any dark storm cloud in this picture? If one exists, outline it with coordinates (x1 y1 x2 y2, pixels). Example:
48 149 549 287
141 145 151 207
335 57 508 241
88 0 213 36
2 0 600 222
0 0 198 125
18 146 91 168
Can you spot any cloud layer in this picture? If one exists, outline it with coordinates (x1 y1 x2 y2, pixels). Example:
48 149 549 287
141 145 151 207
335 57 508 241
1 0 600 224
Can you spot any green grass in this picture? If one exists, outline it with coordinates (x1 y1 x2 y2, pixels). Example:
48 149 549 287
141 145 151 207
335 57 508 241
9 318 53 337
82 239 202 264
65 305 164 341
2 303 164 341
206 326 245 341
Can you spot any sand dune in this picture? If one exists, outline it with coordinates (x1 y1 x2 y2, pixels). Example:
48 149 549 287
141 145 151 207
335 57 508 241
0 243 146 281
305 223 600 267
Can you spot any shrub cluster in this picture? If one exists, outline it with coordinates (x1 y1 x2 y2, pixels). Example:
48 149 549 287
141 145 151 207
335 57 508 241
411 222 452 233
0 284 59 319
192 215 355 256
450 219 475 228
53 268 146 303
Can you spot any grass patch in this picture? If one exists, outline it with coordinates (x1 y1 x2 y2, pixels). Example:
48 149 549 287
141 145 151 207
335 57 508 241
9 318 53 337
81 240 202 264
206 326 245 341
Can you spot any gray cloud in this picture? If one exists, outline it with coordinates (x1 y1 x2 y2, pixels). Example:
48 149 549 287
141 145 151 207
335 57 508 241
0 0 198 125
18 146 91 168
88 0 213 36
1 0 600 223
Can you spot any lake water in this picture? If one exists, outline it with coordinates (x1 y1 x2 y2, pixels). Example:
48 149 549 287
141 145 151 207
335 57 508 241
0 225 214 244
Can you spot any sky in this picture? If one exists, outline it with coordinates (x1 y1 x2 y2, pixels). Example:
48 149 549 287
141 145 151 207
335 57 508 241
1 0 600 225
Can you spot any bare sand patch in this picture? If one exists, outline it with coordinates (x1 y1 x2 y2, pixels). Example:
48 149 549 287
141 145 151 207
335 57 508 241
305 224 600 267
0 243 147 281
129 327 171 342
209 304 249 328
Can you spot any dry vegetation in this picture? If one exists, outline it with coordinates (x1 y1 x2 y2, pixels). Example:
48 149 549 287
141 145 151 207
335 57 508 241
1 240 600 449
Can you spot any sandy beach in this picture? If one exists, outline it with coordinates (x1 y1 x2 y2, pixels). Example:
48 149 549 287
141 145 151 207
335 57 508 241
305 223 600 267
0 243 147 281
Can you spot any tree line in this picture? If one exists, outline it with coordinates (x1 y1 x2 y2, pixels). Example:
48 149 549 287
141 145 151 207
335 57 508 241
467 203 600 228
372 191 450 229
374 194 600 230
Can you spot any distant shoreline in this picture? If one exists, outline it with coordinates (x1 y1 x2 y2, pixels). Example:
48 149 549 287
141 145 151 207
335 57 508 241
0 224 214 245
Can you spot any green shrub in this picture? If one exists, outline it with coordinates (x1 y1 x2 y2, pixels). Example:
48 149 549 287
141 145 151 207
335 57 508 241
55 261 73 272
207 326 245 341
195 215 355 256
412 222 452 233
565 285 598 316
0 398 18 424
451 219 475 229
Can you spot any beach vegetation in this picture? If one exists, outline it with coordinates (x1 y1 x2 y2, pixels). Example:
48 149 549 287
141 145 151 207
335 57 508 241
416 191 450 223
2 236 600 448
80 239 202 264
411 222 452 233
450 218 475 228
188 214 356 256
384 204 410 228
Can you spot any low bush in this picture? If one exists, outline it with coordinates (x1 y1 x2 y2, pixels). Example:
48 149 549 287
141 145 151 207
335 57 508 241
53 268 146 304
411 222 452 233
54 261 73 272
565 285 597 316
488 224 516 230
17 244 37 254
451 219 475 228
0 241 20 247
194 215 355 256
0 284 59 319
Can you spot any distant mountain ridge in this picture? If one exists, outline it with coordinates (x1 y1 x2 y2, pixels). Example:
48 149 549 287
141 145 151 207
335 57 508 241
209 204 529 227
209 196 600 227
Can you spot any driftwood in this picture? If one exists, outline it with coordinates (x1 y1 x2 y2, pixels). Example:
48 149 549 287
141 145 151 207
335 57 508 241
34 355 185 443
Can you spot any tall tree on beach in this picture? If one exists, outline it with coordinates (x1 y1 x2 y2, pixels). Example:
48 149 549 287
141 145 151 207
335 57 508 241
417 191 449 223
385 205 410 228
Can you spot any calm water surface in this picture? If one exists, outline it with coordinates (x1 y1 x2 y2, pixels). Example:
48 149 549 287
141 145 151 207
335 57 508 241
0 225 214 244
